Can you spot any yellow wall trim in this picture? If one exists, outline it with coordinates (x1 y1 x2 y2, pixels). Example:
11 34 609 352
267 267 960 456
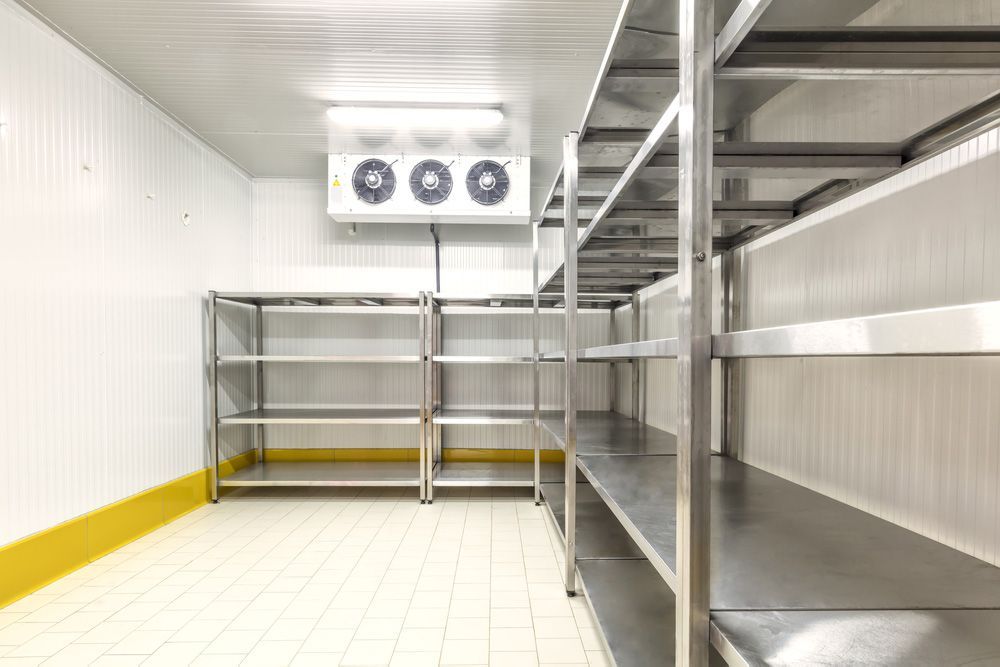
0 450 256 610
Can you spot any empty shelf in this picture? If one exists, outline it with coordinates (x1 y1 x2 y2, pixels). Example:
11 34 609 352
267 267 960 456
576 455 1000 611
432 461 564 487
542 411 677 456
434 409 563 425
219 461 420 487
711 610 1000 666
541 483 645 560
578 560 726 667
219 408 422 424
217 355 419 363
433 355 534 364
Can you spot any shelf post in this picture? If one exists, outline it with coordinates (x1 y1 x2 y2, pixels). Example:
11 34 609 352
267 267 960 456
208 291 220 502
720 250 742 459
254 304 265 465
608 305 617 413
425 293 435 503
676 0 714 662
533 223 542 505
419 291 427 503
563 131 580 597
631 291 642 421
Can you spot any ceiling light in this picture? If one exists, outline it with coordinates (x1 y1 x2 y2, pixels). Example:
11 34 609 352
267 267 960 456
327 105 502 128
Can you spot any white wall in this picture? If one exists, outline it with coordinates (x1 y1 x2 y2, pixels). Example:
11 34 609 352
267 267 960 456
0 0 253 547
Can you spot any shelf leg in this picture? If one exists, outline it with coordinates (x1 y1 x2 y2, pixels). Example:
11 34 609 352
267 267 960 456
254 304 265 466
208 291 219 503
419 291 427 503
676 0 714 663
563 132 579 597
533 222 542 505
631 291 642 422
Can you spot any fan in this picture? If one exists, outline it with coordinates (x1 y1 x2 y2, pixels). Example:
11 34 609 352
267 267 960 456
466 160 510 206
409 159 454 205
352 158 397 204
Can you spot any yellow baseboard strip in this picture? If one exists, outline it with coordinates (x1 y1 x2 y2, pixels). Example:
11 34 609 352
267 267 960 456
0 450 256 610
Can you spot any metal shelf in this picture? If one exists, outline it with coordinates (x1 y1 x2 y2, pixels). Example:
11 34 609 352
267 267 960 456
432 355 534 364
434 409 562 425
218 408 422 425
217 355 419 363
541 482 645 560
218 461 420 487
431 461 564 487
578 560 728 667
711 609 1000 666
542 411 677 456
214 292 422 307
576 454 1000 610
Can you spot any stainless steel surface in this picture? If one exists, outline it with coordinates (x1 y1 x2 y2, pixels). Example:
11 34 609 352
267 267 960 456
533 225 542 504
563 132 580 595
676 0 714 660
425 292 435 503
254 305 265 465
711 610 1000 667
577 560 728 667
576 455 1000 610
215 293 423 307
208 291 219 502
542 483 645 560
585 338 679 360
607 307 616 413
432 461 563 487
434 409 562 425
219 461 420 487
542 411 677 456
713 300 1000 358
432 355 534 364
419 291 427 503
632 293 642 421
218 355 421 363
219 408 421 424
714 0 773 68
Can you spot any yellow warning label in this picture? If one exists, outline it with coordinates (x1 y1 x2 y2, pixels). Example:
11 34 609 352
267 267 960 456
332 179 341 187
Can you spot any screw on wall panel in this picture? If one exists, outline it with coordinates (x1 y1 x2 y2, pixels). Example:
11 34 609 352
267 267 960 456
82 164 92 172
146 193 155 200
695 251 707 262
182 212 191 226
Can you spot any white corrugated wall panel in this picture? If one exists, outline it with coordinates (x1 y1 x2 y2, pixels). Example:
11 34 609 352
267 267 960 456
0 0 252 547
735 126 1000 565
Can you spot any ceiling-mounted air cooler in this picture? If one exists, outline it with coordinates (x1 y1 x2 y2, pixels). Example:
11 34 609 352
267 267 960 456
409 159 453 205
329 154 530 224
351 158 396 204
466 160 510 206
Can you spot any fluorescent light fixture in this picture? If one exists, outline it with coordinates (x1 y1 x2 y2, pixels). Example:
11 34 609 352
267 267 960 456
327 104 502 128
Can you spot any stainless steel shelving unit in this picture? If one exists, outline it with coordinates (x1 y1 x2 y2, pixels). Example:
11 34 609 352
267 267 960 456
538 1 1000 665
422 292 624 501
208 292 427 500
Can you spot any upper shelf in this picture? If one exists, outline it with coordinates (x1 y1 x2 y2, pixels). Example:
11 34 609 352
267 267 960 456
542 411 677 456
214 292 422 307
219 408 421 425
575 454 1000 610
432 355 534 364
433 408 562 425
218 355 419 363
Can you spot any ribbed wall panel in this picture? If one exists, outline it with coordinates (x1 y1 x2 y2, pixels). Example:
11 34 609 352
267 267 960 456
0 1 252 546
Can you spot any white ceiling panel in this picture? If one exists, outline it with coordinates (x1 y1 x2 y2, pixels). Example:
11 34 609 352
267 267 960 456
20 0 625 215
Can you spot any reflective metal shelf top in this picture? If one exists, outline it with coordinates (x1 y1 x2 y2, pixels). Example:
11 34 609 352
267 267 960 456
431 293 631 309
431 461 563 487
432 356 534 364
218 355 420 363
577 455 1000 610
542 411 677 456
578 560 728 667
434 409 563 425
219 408 422 424
218 461 421 487
541 482 646 560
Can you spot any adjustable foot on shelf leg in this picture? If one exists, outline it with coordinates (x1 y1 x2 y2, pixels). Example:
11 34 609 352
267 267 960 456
427 500 433 505
535 501 542 506
566 591 576 598
420 500 426 504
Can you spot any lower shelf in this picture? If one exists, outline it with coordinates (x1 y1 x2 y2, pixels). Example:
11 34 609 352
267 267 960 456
577 560 726 667
218 461 421 487
541 482 646 560
431 461 564 487
711 609 1000 666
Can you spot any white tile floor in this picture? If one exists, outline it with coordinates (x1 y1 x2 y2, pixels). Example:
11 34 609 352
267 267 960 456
0 488 609 666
